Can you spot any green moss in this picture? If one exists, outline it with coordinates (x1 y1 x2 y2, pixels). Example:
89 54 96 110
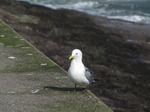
0 21 31 49
0 20 63 73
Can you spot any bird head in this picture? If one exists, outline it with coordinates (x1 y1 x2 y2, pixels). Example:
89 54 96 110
69 49 83 60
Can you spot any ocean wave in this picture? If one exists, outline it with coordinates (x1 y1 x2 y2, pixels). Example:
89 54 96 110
44 1 150 24
108 15 150 24
17 0 150 24
69 1 99 9
45 1 99 10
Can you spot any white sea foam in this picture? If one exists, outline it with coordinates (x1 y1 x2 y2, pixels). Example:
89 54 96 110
108 15 145 23
68 1 99 9
45 1 99 10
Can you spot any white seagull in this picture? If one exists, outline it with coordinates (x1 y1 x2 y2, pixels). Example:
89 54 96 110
68 49 97 89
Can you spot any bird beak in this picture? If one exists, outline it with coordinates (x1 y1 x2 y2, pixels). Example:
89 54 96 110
69 56 74 60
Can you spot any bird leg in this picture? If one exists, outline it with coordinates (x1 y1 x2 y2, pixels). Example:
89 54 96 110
74 84 77 91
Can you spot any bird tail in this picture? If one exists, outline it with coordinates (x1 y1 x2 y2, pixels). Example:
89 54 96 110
94 78 100 82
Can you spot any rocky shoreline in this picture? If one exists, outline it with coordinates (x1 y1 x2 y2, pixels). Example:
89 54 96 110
0 0 149 112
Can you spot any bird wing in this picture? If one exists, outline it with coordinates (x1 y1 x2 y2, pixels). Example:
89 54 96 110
84 67 95 83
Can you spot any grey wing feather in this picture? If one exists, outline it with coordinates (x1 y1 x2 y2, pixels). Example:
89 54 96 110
85 67 95 83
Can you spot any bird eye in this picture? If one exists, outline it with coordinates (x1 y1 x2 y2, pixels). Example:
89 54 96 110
76 53 78 55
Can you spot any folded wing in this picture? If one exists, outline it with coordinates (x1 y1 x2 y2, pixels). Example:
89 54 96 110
85 67 95 83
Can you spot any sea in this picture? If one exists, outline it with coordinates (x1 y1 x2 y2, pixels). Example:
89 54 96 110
17 0 150 24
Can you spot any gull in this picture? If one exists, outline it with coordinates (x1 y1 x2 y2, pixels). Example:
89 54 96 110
68 49 98 89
